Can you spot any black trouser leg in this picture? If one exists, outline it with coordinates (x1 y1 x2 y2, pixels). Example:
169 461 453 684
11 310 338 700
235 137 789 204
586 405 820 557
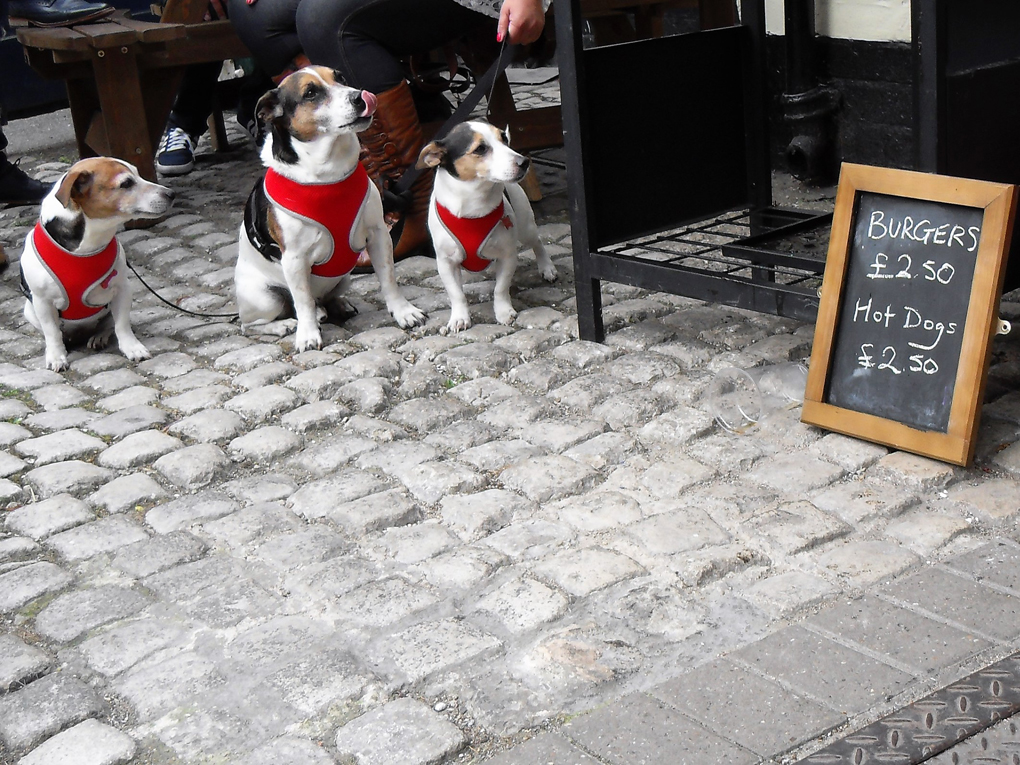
167 61 223 137
296 0 488 92
228 0 489 91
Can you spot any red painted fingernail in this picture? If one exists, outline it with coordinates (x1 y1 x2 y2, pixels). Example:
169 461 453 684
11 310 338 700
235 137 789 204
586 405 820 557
497 31 503 42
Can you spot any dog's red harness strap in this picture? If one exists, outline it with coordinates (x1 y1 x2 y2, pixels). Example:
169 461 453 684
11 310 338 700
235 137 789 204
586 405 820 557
31 222 118 321
435 200 513 272
263 164 371 278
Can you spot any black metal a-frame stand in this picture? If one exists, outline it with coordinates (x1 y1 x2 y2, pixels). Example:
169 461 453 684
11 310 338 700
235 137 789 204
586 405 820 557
555 0 832 342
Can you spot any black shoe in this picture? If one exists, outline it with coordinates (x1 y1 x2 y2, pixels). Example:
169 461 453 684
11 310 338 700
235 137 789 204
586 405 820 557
8 0 114 27
0 158 50 205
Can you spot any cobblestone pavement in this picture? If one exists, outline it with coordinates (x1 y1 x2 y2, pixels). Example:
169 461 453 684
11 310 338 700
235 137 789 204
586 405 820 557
2 79 1020 765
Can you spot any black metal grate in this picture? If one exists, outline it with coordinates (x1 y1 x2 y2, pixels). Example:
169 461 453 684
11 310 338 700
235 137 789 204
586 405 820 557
596 208 832 311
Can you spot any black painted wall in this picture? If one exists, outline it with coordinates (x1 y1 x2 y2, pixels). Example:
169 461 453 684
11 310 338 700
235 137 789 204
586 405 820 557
767 35 915 174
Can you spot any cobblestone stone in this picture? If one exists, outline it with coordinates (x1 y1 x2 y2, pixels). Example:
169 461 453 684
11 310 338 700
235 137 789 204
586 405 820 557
812 539 920 587
747 500 850 555
145 491 239 534
280 400 349 432
884 507 972 554
533 548 645 596
500 455 597 502
113 531 209 578
369 618 501 685
867 451 959 491
88 405 169 438
4 494 94 539
743 570 839 617
228 426 303 462
747 453 845 494
18 719 136 765
286 433 378 476
15 428 107 465
47 515 149 562
168 408 245 442
392 460 487 505
0 673 105 750
327 488 421 533
34 585 150 643
0 634 52 692
23 460 115 499
154 443 232 488
809 481 917 524
89 472 167 513
0 449 28 477
96 429 183 468
225 385 301 422
334 698 465 765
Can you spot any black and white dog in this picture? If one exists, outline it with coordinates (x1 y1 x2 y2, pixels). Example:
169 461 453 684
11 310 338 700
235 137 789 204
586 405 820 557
237 66 426 350
20 157 173 371
417 121 555 334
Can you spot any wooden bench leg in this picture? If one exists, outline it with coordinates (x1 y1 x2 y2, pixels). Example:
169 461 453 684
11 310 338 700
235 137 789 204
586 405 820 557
64 77 101 162
91 46 158 180
520 163 543 202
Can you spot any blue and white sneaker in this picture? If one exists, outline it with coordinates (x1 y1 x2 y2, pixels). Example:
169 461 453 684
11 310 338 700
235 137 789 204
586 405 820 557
155 126 196 176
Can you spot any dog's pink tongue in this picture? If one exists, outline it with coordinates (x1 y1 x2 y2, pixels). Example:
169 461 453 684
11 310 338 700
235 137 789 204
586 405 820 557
361 91 377 117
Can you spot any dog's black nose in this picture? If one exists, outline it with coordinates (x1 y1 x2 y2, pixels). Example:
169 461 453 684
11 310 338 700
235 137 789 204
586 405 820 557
350 91 365 111
165 189 176 202
520 157 531 173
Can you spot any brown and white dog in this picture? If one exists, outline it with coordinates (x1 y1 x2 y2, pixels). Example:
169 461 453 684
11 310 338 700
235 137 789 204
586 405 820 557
417 121 556 334
20 157 174 371
236 66 426 351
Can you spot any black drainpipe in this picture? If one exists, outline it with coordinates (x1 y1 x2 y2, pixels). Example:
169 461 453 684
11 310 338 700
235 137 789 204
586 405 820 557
780 0 841 183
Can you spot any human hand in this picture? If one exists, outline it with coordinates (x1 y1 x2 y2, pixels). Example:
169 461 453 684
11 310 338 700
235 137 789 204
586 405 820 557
497 0 545 45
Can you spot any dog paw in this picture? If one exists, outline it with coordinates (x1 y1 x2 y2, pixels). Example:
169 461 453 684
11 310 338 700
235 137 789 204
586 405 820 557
495 306 518 326
45 353 69 372
393 304 427 329
325 297 359 324
443 314 472 334
121 341 152 362
540 264 558 282
294 328 323 353
87 331 113 351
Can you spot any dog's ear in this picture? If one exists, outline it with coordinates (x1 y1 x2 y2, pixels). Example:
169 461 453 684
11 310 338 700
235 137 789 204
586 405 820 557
54 169 93 209
416 140 446 169
256 89 284 124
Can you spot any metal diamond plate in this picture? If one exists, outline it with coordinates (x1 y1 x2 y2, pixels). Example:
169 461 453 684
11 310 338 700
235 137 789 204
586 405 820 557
927 713 1020 764
803 654 1020 764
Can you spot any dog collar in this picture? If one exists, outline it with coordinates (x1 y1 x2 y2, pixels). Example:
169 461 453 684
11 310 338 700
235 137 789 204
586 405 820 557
263 165 371 278
435 199 514 272
31 222 118 321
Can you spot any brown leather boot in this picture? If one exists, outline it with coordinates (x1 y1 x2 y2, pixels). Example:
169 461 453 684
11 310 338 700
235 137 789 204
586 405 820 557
359 80 433 260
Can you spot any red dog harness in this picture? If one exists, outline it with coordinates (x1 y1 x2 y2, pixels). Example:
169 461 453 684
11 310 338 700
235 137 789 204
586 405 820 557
435 199 514 272
263 164 371 278
31 222 118 321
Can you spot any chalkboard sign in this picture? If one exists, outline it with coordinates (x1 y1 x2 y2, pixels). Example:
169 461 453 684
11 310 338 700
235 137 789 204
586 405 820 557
802 164 1016 466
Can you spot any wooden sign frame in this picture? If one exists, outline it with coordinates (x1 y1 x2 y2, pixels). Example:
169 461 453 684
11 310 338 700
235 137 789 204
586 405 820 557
802 163 1017 466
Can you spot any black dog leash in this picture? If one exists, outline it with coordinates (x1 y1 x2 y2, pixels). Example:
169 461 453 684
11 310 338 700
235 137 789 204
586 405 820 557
125 259 240 321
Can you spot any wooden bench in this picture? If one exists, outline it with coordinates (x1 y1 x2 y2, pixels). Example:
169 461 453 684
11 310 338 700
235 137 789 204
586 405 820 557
16 0 249 180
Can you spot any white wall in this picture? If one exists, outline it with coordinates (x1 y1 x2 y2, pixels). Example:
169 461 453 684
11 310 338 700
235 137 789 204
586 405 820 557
764 0 911 42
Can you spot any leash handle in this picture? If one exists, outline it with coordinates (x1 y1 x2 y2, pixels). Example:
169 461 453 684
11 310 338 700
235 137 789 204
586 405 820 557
392 43 518 197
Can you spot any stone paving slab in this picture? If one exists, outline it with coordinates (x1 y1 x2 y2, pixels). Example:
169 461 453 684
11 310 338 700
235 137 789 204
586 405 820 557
2 104 1020 765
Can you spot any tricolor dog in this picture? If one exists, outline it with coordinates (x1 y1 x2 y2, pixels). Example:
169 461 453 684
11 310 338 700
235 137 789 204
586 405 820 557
416 121 556 334
237 66 426 350
20 157 173 371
